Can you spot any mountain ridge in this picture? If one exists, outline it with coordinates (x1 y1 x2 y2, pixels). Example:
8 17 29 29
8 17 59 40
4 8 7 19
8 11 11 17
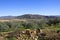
0 14 60 20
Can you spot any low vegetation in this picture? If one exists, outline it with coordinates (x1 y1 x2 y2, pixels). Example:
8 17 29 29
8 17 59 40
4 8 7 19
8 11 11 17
0 18 60 40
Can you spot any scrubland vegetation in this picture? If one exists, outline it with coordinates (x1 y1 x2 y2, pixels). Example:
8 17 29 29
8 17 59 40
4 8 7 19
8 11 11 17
0 18 60 40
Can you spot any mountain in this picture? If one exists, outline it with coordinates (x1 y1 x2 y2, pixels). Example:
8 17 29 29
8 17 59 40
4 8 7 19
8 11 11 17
0 14 60 20
16 14 45 19
16 14 60 19
0 16 16 20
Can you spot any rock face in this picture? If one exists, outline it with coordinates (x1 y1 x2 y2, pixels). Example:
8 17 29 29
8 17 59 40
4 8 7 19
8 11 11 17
0 34 4 40
4 29 44 40
0 29 60 40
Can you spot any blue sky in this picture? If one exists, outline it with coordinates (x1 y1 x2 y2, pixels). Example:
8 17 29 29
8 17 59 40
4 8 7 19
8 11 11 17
0 0 60 16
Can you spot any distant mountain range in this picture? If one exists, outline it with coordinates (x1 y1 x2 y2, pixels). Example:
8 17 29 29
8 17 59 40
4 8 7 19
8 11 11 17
0 16 16 20
0 14 60 20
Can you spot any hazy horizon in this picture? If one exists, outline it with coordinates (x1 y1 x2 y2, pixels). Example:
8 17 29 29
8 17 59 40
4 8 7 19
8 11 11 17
0 0 60 16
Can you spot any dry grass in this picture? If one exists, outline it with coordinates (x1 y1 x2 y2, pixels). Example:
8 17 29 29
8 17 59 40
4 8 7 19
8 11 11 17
0 19 26 22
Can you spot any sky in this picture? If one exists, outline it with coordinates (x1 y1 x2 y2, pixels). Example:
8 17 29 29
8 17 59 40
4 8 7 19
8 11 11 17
0 0 60 16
